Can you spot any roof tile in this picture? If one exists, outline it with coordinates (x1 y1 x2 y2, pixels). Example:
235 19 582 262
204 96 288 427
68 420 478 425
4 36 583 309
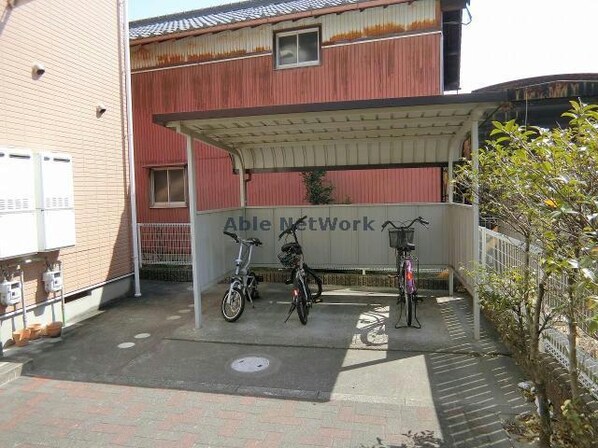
130 0 360 40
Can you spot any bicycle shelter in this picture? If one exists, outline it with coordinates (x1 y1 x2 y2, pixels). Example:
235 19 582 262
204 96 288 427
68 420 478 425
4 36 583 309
153 92 507 338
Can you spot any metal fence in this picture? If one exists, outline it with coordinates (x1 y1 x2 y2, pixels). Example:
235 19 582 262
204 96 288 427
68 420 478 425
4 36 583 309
479 226 598 399
137 223 191 266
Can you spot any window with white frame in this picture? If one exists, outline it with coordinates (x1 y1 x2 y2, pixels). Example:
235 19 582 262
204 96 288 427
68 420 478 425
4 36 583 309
150 167 187 207
275 28 320 68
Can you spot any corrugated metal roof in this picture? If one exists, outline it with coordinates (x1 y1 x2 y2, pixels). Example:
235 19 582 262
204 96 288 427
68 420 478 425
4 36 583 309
154 93 506 171
130 0 368 40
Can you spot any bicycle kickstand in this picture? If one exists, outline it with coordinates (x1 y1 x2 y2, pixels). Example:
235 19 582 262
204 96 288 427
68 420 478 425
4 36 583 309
284 303 296 323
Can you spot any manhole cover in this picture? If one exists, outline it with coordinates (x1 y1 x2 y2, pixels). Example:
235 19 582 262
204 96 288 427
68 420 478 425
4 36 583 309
230 356 270 373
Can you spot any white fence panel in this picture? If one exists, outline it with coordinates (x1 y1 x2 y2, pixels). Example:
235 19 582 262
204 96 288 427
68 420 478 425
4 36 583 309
196 208 243 289
448 204 474 292
479 226 598 399
242 204 450 270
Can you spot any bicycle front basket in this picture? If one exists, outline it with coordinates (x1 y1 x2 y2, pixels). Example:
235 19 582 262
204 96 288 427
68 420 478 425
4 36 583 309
389 228 414 250
277 251 297 268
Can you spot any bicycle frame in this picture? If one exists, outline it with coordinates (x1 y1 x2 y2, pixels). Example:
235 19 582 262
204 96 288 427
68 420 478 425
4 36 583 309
228 240 256 296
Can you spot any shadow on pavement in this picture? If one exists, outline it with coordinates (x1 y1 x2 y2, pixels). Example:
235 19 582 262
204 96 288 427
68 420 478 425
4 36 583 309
4 280 531 447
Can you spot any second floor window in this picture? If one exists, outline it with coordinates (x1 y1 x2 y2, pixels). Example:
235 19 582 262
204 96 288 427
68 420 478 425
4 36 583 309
275 28 320 69
150 167 186 207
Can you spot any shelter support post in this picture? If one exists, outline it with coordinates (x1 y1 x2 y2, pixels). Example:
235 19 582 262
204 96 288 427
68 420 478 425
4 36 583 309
239 161 247 207
185 134 203 329
447 140 459 204
471 118 480 340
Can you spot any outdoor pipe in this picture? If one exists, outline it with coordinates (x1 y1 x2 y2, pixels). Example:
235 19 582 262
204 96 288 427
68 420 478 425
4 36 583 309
18 270 27 329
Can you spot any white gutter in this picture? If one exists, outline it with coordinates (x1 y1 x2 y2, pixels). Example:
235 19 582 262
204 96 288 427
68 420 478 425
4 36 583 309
121 0 141 297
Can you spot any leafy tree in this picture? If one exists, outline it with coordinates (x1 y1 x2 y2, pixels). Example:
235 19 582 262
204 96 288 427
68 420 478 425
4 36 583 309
455 102 598 446
301 169 334 205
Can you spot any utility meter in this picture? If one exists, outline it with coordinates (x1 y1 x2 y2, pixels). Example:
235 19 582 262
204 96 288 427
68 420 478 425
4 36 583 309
0 278 22 306
43 269 63 293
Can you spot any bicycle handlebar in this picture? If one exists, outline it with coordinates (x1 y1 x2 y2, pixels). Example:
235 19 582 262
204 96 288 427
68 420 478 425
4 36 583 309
223 231 263 246
278 215 308 239
223 231 239 242
381 216 429 231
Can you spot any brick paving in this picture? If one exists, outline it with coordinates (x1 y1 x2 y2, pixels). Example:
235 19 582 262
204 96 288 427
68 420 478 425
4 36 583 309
0 376 450 448
0 282 533 447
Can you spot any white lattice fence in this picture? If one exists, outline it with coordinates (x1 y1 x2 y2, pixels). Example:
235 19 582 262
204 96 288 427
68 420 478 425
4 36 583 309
138 223 191 266
479 226 598 399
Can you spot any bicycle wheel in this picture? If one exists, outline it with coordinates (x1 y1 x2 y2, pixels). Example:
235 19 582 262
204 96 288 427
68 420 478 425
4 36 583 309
295 284 308 325
304 265 323 301
406 292 414 327
221 286 245 322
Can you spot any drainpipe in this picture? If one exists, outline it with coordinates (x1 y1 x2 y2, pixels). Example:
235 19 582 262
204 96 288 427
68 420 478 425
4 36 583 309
120 0 141 297
239 160 247 208
18 269 27 329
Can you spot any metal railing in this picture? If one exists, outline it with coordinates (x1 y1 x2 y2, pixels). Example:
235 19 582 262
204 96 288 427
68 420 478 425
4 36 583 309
137 223 191 266
479 226 598 399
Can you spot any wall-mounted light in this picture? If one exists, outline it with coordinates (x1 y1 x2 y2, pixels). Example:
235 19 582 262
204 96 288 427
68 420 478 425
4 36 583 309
32 63 45 78
96 103 107 117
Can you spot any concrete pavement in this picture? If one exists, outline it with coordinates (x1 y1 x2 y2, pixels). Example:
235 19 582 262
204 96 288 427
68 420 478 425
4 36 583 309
0 280 533 447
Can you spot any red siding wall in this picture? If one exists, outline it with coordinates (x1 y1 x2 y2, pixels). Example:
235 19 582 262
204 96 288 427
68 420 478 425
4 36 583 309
132 33 442 222
246 168 441 206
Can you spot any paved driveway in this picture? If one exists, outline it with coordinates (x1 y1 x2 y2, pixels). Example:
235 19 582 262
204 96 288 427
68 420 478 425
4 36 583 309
0 281 532 447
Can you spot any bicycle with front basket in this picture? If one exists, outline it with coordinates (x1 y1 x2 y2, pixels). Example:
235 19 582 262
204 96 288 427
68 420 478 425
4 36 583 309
381 216 429 329
277 216 323 325
221 231 263 322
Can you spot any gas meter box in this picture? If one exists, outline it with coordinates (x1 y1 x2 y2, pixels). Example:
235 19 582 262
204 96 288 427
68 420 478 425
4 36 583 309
43 270 63 293
0 279 22 306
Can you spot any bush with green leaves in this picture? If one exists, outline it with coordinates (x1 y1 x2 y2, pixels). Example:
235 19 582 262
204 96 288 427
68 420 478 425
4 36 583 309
456 101 598 447
301 169 334 205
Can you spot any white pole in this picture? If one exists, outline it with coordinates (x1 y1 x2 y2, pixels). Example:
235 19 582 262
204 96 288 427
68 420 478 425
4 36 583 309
122 0 141 297
448 142 457 204
472 118 480 340
186 135 202 329
239 162 246 207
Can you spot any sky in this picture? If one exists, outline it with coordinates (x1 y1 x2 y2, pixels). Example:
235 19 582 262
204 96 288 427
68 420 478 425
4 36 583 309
128 0 598 93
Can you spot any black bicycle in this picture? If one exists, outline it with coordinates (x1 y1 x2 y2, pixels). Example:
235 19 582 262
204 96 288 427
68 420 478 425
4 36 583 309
381 216 429 328
277 215 323 324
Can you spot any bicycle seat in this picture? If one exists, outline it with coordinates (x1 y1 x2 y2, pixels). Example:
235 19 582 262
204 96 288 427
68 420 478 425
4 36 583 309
247 237 262 246
406 243 415 251
281 242 301 254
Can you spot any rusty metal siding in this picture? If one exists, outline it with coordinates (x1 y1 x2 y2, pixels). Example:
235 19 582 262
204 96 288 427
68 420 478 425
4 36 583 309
133 33 440 110
133 34 442 221
131 0 439 71
320 0 438 44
